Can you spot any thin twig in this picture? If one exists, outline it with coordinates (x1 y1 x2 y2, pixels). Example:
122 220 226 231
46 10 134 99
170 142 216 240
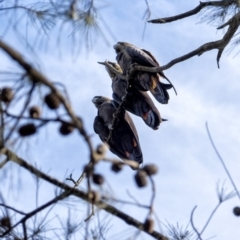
103 157 139 169
0 203 26 215
66 173 77 185
85 174 94 222
0 190 71 237
0 39 95 158
148 176 156 217
0 101 4 148
206 122 240 200
1 148 169 240
84 202 94 222
66 164 87 188
200 203 220 236
190 206 202 240
4 111 71 124
5 83 35 143
75 172 85 187
0 157 8 168
102 195 150 209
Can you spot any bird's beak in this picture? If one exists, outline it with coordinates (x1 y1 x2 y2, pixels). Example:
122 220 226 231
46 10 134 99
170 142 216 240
113 44 117 50
97 61 106 65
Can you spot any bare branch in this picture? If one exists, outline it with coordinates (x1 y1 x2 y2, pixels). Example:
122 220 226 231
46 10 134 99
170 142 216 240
84 203 94 222
0 204 26 215
190 206 202 240
1 148 169 240
148 176 156 217
0 39 95 159
0 157 8 168
206 122 240 201
1 191 71 237
4 83 35 143
158 12 239 69
200 203 220 236
66 173 78 185
147 2 240 68
102 196 150 209
0 101 4 148
148 1 236 24
143 0 151 21
22 222 27 240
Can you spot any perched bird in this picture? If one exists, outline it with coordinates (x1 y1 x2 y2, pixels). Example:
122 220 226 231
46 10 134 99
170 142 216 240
98 60 163 130
92 96 143 167
113 42 176 104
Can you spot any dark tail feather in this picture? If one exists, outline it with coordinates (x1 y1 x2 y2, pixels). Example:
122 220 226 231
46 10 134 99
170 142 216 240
145 110 161 130
161 82 173 90
130 149 143 165
150 81 169 104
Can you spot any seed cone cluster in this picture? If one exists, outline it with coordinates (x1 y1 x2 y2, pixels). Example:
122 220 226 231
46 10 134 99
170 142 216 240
134 164 158 188
1 87 14 103
44 92 61 109
18 123 37 137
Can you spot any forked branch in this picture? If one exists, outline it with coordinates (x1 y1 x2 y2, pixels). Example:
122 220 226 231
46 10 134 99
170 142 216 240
148 1 237 24
0 148 169 240
148 1 240 68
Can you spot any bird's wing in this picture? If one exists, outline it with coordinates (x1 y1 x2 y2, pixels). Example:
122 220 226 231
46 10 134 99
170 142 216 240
112 116 143 164
125 46 159 67
112 78 127 102
95 101 143 164
93 111 133 160
93 115 109 142
133 89 162 129
149 80 170 104
141 49 160 66
112 92 122 104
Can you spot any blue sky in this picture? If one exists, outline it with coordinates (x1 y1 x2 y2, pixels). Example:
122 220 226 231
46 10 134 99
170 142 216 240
0 1 240 239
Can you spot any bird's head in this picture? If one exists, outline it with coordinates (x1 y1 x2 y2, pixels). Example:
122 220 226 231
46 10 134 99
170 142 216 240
113 42 134 53
92 96 110 108
98 60 122 79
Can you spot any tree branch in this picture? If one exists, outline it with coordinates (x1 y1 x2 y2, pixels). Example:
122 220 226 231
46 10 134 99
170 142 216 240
1 148 169 240
0 203 26 215
1 191 71 237
190 206 202 240
206 122 240 200
148 1 236 24
0 39 94 158
147 2 240 68
136 13 240 70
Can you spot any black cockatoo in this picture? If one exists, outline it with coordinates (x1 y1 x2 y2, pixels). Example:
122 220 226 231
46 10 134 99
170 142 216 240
113 42 176 104
98 60 163 130
92 96 143 167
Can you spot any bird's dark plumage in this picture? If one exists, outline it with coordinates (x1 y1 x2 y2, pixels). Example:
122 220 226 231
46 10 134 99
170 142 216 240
98 61 162 130
113 42 173 104
92 96 143 166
